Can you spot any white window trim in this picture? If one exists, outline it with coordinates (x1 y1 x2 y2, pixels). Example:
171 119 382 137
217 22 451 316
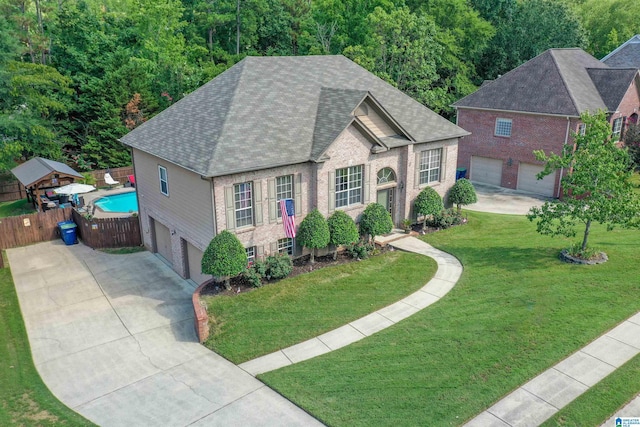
234 182 253 228
612 117 624 138
578 123 586 136
419 148 442 185
495 118 512 137
246 246 256 266
277 237 293 256
158 165 169 196
276 175 293 219
335 165 363 208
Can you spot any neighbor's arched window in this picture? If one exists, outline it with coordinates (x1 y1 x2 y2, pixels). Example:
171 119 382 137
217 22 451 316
377 167 396 184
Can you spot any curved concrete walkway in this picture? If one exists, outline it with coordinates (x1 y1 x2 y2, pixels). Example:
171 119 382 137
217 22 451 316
239 236 463 376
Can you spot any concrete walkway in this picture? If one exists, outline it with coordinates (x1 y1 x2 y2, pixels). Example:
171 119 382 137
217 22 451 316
8 241 322 426
465 312 640 426
240 236 463 376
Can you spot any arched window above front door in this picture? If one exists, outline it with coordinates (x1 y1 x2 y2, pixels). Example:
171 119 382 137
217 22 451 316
377 167 396 185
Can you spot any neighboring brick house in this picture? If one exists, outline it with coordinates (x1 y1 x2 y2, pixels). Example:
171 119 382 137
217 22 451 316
602 35 640 69
453 48 640 197
120 55 468 284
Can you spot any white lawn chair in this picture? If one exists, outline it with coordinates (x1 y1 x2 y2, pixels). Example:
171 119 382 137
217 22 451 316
104 172 120 189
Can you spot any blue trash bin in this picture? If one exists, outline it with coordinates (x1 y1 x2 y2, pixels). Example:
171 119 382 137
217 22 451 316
455 167 467 181
58 221 78 245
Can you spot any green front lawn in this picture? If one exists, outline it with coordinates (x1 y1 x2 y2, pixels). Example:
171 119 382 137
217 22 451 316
0 261 93 426
259 211 640 426
0 199 35 217
203 251 436 363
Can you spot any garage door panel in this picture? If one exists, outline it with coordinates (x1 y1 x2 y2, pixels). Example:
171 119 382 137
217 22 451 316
517 163 555 197
471 156 503 186
186 242 211 286
154 220 173 266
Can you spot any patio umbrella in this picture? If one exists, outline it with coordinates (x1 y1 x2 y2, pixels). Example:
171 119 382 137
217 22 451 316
54 183 96 195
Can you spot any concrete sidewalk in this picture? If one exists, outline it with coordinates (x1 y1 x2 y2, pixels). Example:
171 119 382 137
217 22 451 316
239 236 463 376
8 241 322 426
465 312 640 426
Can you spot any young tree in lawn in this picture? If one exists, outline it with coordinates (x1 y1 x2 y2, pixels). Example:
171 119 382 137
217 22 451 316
359 202 393 242
448 178 477 213
414 187 444 229
201 230 247 290
327 210 359 260
297 208 330 263
527 111 640 254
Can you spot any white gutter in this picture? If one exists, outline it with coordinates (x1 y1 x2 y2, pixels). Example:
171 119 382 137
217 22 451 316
558 117 570 198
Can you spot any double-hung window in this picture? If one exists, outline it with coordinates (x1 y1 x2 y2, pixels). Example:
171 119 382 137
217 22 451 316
578 123 586 136
158 165 169 196
419 148 442 185
246 246 256 266
276 175 293 218
612 117 624 139
495 118 512 137
335 165 362 208
234 182 253 227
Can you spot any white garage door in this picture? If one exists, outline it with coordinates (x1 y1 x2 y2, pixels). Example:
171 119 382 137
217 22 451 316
517 163 556 197
186 242 211 286
153 220 173 266
471 156 503 186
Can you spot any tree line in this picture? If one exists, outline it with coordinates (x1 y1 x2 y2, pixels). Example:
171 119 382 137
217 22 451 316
0 0 636 172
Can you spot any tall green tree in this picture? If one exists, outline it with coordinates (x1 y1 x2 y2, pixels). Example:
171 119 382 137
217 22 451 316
528 111 640 253
575 0 640 58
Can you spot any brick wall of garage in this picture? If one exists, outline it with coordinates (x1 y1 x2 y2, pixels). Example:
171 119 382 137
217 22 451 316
456 108 581 195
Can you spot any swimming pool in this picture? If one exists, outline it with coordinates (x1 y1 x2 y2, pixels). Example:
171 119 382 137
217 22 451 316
95 192 138 213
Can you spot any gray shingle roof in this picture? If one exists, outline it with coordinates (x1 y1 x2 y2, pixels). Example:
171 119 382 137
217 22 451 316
602 35 640 68
121 55 468 177
11 157 83 188
588 68 639 112
453 49 615 116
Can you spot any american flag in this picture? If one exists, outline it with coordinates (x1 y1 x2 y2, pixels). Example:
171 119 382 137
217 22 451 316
279 198 296 238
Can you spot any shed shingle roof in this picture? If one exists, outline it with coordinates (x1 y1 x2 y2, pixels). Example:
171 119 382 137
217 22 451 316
452 49 633 116
121 55 468 177
11 157 83 188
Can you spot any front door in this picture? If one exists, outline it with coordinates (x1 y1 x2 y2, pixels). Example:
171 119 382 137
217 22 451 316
376 188 395 223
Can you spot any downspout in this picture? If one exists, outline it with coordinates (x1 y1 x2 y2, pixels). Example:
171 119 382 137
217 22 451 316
210 177 217 236
558 117 570 198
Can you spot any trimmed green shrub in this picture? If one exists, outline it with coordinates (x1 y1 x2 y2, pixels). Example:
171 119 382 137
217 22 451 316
201 230 247 289
346 240 374 260
242 265 264 288
448 178 477 213
297 208 330 263
327 210 359 259
359 203 393 241
427 208 464 229
414 187 444 228
263 254 293 280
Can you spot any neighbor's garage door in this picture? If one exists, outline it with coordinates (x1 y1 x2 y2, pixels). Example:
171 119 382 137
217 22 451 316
470 156 503 186
186 242 211 286
517 163 556 197
153 220 173 266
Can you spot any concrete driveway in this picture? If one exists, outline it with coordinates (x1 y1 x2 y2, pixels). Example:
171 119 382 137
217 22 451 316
465 182 551 215
8 240 322 426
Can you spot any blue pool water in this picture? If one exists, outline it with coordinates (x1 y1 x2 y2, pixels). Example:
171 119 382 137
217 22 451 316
95 192 138 213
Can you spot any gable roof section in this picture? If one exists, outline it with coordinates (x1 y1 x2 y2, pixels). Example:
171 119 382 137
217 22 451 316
11 157 83 188
602 35 640 68
588 68 639 112
453 49 610 116
121 55 468 177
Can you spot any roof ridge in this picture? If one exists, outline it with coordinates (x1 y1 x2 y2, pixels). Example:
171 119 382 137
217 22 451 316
601 34 640 62
549 49 583 115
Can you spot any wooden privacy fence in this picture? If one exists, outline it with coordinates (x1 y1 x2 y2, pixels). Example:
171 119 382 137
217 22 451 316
0 208 72 267
0 180 24 202
89 166 134 189
72 210 141 249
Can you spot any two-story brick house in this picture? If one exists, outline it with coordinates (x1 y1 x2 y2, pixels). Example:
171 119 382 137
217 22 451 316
120 55 468 284
453 48 640 197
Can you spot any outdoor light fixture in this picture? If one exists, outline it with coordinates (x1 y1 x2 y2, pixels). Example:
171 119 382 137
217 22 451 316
507 158 513 167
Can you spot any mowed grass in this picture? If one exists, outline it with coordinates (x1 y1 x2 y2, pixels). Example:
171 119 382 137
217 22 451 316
203 251 436 364
542 353 640 426
259 211 640 426
0 198 35 217
0 263 93 426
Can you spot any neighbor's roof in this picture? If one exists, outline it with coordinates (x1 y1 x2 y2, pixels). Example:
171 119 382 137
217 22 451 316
120 55 468 177
11 157 83 188
453 49 632 116
602 35 640 68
